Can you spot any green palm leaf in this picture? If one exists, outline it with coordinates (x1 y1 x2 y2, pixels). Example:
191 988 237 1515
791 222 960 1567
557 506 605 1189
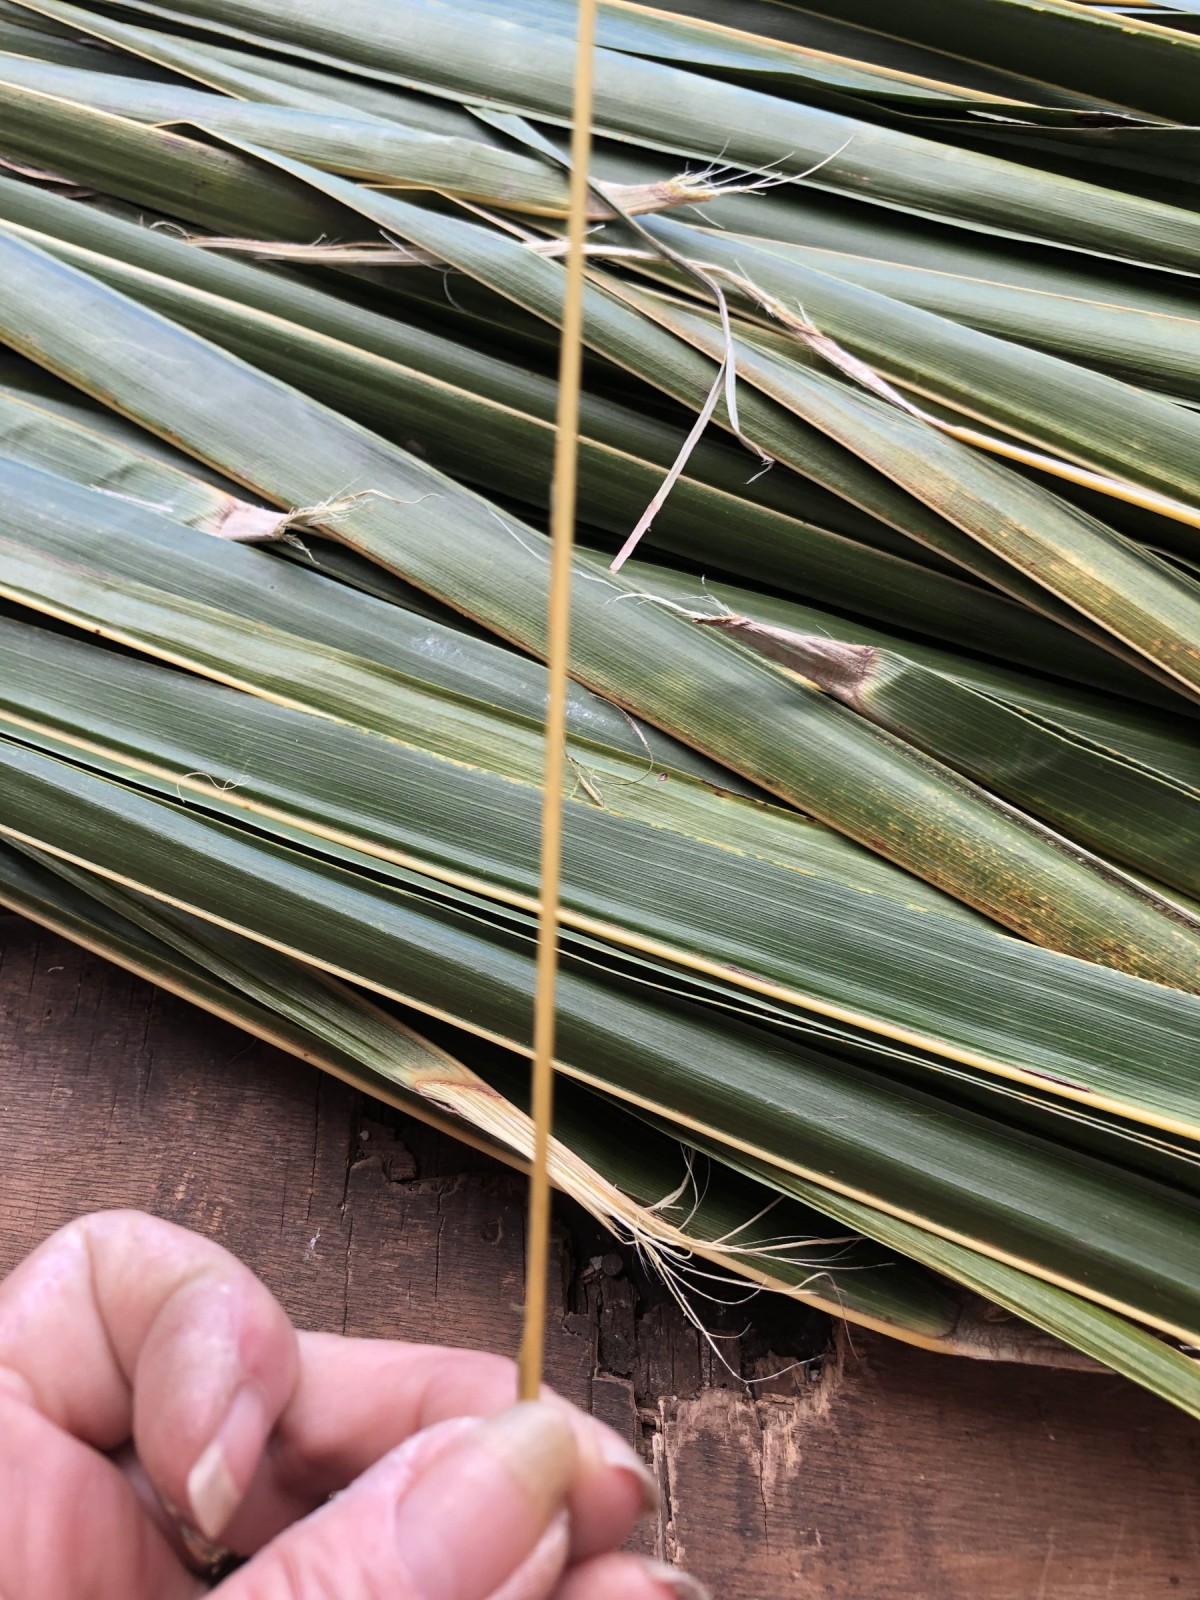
1 0 1198 1411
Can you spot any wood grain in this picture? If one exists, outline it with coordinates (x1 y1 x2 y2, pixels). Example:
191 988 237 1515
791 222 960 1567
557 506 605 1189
2 913 1198 1599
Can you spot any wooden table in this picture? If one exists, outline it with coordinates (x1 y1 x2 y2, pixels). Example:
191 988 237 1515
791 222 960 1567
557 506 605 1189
2 912 1198 1598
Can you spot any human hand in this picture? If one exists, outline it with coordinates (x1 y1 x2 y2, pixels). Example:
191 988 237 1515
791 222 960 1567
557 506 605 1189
0 1210 706 1598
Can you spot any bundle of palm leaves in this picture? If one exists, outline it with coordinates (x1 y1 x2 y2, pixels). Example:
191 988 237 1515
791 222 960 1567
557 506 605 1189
1 0 1199 1411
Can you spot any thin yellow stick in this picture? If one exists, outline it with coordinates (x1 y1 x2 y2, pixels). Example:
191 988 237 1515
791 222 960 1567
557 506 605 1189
518 0 598 1402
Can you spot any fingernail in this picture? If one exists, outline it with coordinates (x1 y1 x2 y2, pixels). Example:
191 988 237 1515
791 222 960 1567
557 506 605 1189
641 1558 712 1599
472 1402 579 1516
393 1402 577 1600
595 1428 660 1514
186 1385 265 1540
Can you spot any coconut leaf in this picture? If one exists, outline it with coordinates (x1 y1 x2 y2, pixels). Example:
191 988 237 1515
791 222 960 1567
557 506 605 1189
3 612 1200 1141
725 231 1200 402
668 1123 1200 1419
631 557 1200 787
7 737 1200 1342
1 0 1199 1413
612 281 1200 698
773 0 1200 122
5 436 1200 989
754 630 1200 898
640 213 1200 542
70 0 1200 268
0 834 978 1346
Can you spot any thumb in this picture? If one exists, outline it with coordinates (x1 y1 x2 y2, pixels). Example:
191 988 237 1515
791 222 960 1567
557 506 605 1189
218 1402 579 1600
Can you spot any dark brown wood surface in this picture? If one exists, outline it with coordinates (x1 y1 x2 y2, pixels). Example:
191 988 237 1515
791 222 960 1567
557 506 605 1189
2 913 1199 1598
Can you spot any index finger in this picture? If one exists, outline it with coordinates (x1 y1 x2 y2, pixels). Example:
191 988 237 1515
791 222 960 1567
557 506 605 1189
0 1208 299 1538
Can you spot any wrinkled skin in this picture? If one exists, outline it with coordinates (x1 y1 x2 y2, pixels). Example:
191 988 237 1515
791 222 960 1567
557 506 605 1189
0 1210 704 1600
